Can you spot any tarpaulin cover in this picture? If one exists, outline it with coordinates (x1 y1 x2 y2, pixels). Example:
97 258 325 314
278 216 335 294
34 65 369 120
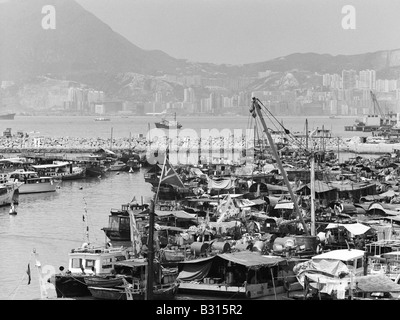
274 202 294 209
368 202 400 216
155 210 197 220
325 222 371 235
266 184 288 192
178 252 285 271
217 251 285 268
297 180 337 193
249 199 266 205
190 168 207 178
355 274 400 292
312 249 365 262
177 257 213 281
236 199 257 208
208 178 235 190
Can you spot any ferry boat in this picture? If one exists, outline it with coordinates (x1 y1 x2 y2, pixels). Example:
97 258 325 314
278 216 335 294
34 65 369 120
8 170 60 194
30 161 86 180
52 244 129 298
94 117 110 121
0 113 16 120
155 113 182 129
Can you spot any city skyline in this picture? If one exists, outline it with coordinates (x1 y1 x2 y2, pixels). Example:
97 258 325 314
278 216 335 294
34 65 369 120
75 0 400 65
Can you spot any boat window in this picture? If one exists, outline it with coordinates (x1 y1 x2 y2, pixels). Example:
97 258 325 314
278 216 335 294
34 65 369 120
356 258 363 269
115 256 125 262
346 260 354 267
109 217 119 230
102 258 113 269
120 217 130 229
85 259 96 268
71 258 82 268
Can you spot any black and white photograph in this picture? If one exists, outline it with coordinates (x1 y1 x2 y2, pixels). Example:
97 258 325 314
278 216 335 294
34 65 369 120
1 0 400 308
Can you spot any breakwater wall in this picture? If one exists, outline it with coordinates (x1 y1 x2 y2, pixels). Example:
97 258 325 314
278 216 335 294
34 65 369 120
0 135 398 155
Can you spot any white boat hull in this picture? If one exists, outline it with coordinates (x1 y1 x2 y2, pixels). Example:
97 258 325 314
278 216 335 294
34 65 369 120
0 182 21 206
18 181 60 194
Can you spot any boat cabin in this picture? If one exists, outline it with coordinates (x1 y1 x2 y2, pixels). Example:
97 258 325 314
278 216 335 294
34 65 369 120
311 249 366 276
67 246 127 275
102 203 149 244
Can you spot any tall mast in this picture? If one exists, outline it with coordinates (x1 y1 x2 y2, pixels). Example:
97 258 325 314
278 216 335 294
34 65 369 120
310 154 316 236
305 119 308 150
110 127 113 151
251 98 309 235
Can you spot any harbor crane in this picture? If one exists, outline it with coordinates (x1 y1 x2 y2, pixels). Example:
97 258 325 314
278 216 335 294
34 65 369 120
250 97 310 235
370 90 393 127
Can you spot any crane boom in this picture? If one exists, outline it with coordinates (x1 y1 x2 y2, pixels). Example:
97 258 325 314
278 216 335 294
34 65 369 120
370 90 384 118
250 98 310 235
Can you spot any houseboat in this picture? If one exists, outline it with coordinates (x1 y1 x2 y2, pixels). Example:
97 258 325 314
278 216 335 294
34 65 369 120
86 258 179 300
102 203 149 246
8 170 60 194
51 244 128 298
30 161 86 180
293 249 367 299
176 251 292 299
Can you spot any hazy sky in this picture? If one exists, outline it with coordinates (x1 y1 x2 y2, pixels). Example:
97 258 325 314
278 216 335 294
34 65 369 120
76 0 400 65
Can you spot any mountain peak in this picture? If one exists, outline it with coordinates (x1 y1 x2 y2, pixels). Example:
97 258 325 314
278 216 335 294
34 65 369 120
0 0 185 81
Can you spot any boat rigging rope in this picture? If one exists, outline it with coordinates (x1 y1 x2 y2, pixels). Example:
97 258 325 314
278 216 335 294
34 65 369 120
6 273 27 300
256 102 306 150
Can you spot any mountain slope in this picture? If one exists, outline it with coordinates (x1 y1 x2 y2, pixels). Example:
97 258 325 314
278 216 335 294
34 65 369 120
0 0 186 80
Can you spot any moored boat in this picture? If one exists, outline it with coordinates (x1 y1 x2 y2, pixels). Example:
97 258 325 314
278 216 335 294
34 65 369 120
155 113 182 129
87 258 179 300
176 251 294 299
30 161 86 180
8 170 60 194
0 113 16 120
52 244 129 298
0 181 22 206
109 160 128 172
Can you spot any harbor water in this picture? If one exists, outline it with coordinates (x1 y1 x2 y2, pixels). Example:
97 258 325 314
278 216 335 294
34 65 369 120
0 115 378 300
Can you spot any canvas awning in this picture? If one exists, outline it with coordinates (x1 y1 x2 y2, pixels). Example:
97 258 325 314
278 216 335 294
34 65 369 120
368 203 400 216
217 251 285 268
155 210 197 220
355 274 400 292
208 178 235 190
266 184 288 192
236 199 257 208
178 251 285 269
325 223 371 235
211 194 243 199
114 259 148 268
251 199 267 205
274 202 294 210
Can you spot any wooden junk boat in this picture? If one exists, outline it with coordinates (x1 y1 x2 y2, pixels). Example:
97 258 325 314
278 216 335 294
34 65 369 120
176 250 298 299
101 203 149 245
52 244 128 298
86 259 179 300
